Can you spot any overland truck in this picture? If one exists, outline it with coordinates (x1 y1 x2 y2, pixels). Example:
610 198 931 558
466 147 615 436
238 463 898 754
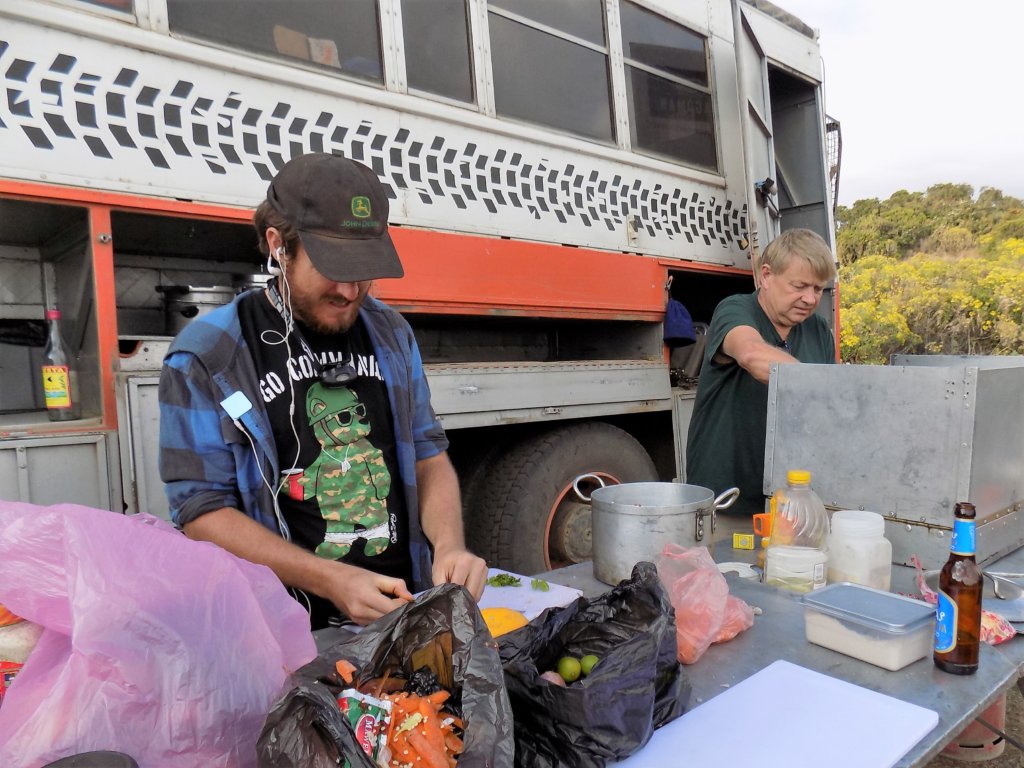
0 0 839 574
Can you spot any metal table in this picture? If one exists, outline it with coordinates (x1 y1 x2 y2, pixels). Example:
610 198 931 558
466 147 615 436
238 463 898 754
536 544 1024 768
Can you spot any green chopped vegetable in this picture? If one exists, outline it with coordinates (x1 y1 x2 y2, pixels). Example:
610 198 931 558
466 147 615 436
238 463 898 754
394 712 423 736
486 573 522 588
531 578 550 592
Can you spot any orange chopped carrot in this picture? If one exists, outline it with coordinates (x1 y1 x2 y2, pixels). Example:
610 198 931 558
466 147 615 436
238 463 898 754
407 727 449 768
426 690 450 706
444 731 464 755
335 659 357 685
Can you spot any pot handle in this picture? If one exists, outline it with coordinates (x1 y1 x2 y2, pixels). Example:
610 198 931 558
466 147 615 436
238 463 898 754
572 473 607 503
712 487 740 512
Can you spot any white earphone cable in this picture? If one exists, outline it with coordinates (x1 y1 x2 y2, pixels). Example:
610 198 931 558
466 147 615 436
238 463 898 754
259 246 303 486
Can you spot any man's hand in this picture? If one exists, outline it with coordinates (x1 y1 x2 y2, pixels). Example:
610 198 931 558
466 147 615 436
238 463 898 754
183 507 413 626
321 561 414 626
431 545 488 600
416 452 488 599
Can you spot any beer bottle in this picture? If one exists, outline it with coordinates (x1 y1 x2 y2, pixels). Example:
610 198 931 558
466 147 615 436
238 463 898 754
933 501 982 674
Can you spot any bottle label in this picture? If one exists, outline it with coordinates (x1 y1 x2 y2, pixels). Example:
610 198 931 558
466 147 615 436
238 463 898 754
42 365 72 409
812 561 826 588
934 589 958 653
950 519 976 556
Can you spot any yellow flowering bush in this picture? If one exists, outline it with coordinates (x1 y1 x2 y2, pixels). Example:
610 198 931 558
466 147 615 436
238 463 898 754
840 248 1024 363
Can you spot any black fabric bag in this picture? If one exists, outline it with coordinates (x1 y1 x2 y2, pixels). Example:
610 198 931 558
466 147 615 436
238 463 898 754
497 563 689 768
257 584 515 768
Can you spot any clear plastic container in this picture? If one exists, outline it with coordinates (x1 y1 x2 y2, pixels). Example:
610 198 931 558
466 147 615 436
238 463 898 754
764 470 829 592
802 583 935 671
764 545 827 592
827 510 892 591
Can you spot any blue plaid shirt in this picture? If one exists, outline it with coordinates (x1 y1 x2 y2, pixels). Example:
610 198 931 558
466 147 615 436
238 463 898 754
158 291 447 591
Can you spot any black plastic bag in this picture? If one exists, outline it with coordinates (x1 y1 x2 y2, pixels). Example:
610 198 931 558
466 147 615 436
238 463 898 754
257 583 514 768
498 563 689 768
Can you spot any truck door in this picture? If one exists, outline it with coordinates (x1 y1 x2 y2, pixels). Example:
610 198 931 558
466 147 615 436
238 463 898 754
733 0 780 264
731 1 838 331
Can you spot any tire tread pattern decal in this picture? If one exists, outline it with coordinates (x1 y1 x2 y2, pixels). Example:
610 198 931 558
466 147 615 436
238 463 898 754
0 40 745 248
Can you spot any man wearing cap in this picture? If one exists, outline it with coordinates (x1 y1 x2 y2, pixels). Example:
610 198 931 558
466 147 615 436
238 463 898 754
685 228 837 517
159 153 487 629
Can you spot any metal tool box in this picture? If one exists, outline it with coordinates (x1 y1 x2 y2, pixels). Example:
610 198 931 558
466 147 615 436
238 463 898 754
764 359 1024 568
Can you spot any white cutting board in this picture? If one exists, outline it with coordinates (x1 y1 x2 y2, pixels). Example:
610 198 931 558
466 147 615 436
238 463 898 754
616 660 939 768
477 568 583 620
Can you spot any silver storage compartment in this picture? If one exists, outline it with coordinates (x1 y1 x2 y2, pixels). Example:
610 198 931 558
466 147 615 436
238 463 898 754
765 362 1024 568
0 432 117 509
892 354 1024 370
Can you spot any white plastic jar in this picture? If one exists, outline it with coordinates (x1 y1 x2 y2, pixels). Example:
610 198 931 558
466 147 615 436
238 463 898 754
827 510 892 590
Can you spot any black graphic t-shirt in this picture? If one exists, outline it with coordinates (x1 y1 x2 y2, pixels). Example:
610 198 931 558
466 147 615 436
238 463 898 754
238 290 412 628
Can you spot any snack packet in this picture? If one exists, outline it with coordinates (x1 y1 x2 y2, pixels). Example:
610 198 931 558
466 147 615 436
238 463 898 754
338 688 392 766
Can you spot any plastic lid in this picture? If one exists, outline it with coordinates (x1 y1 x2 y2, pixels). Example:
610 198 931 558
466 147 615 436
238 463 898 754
46 309 61 320
831 510 885 537
787 469 811 485
802 583 934 635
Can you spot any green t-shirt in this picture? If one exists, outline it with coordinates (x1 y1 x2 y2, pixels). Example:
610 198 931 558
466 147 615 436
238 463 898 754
685 291 834 515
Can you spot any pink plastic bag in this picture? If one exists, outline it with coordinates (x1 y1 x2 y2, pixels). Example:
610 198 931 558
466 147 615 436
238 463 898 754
0 502 317 768
655 543 754 664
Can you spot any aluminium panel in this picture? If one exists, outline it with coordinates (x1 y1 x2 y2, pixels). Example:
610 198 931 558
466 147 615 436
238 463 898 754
892 354 1024 370
426 360 671 428
765 363 1024 566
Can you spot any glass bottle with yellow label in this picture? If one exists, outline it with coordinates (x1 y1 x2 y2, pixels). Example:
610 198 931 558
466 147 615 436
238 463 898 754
41 308 80 421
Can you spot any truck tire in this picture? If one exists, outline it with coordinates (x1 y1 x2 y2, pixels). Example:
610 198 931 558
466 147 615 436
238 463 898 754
471 422 658 574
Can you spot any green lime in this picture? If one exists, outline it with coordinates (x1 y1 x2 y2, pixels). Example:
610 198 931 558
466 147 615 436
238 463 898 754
556 656 582 683
580 654 600 676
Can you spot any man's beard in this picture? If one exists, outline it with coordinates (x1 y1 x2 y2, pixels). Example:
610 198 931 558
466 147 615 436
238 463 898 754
286 285 365 334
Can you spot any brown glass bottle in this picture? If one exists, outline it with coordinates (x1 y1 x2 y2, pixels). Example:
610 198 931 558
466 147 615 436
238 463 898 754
933 502 982 674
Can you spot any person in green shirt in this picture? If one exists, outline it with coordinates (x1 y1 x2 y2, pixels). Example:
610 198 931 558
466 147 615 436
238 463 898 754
685 228 837 516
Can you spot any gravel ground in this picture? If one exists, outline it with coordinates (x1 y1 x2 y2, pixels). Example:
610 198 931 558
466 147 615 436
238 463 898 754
927 682 1023 766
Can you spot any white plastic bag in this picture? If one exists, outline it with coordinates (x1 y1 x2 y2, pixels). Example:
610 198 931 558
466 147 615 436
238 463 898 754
0 502 317 768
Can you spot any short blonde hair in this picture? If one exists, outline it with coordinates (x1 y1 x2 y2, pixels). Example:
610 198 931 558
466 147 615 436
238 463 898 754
762 229 837 282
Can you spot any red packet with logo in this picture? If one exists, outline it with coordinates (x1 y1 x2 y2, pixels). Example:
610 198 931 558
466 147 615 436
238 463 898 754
337 688 392 766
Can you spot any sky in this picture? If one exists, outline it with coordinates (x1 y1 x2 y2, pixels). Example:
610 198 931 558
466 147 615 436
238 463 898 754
774 1 1024 207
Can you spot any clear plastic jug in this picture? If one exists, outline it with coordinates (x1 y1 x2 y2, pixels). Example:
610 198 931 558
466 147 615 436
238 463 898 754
764 470 829 592
768 469 829 549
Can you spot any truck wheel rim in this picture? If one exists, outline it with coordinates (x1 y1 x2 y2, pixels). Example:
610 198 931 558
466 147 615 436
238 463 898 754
544 472 617 570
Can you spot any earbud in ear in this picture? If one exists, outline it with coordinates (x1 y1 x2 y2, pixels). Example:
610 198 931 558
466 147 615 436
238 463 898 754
266 253 282 277
276 247 285 258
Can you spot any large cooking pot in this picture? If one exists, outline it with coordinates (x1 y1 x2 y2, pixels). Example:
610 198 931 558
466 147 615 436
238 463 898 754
157 285 237 335
574 474 740 586
157 276 269 335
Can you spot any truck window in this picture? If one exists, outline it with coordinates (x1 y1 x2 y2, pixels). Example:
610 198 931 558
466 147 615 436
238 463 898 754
620 1 717 171
401 0 474 104
78 0 133 10
488 0 613 144
166 0 384 85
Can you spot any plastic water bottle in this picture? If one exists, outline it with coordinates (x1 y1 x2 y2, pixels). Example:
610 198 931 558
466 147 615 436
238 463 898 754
764 470 829 592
